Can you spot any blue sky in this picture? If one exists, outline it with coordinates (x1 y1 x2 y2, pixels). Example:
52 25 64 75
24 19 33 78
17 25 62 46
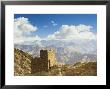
14 14 97 38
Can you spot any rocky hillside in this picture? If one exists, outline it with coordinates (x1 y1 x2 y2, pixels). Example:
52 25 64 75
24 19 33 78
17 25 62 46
14 48 33 76
14 48 97 76
61 62 97 76
30 62 97 76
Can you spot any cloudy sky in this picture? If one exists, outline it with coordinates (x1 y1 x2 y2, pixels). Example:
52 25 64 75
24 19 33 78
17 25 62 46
14 14 97 44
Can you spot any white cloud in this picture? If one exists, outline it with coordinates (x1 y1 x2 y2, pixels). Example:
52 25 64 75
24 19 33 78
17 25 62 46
51 20 54 23
14 17 41 44
51 20 57 26
14 17 96 45
47 24 96 40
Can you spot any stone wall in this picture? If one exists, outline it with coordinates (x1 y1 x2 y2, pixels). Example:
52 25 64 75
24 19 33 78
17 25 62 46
31 57 49 73
48 49 56 67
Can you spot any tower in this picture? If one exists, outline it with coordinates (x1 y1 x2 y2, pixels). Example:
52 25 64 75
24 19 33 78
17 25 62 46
40 49 56 70
32 49 56 73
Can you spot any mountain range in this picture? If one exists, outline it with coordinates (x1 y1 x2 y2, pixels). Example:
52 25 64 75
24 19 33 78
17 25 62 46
14 39 97 64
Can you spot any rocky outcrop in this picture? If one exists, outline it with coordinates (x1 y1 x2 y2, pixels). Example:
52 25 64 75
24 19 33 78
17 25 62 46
14 48 33 76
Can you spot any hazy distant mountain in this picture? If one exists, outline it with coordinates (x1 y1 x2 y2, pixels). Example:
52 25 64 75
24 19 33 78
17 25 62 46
14 39 97 64
14 44 41 57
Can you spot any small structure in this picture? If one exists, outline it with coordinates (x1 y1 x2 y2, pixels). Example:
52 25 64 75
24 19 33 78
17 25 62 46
31 49 56 73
